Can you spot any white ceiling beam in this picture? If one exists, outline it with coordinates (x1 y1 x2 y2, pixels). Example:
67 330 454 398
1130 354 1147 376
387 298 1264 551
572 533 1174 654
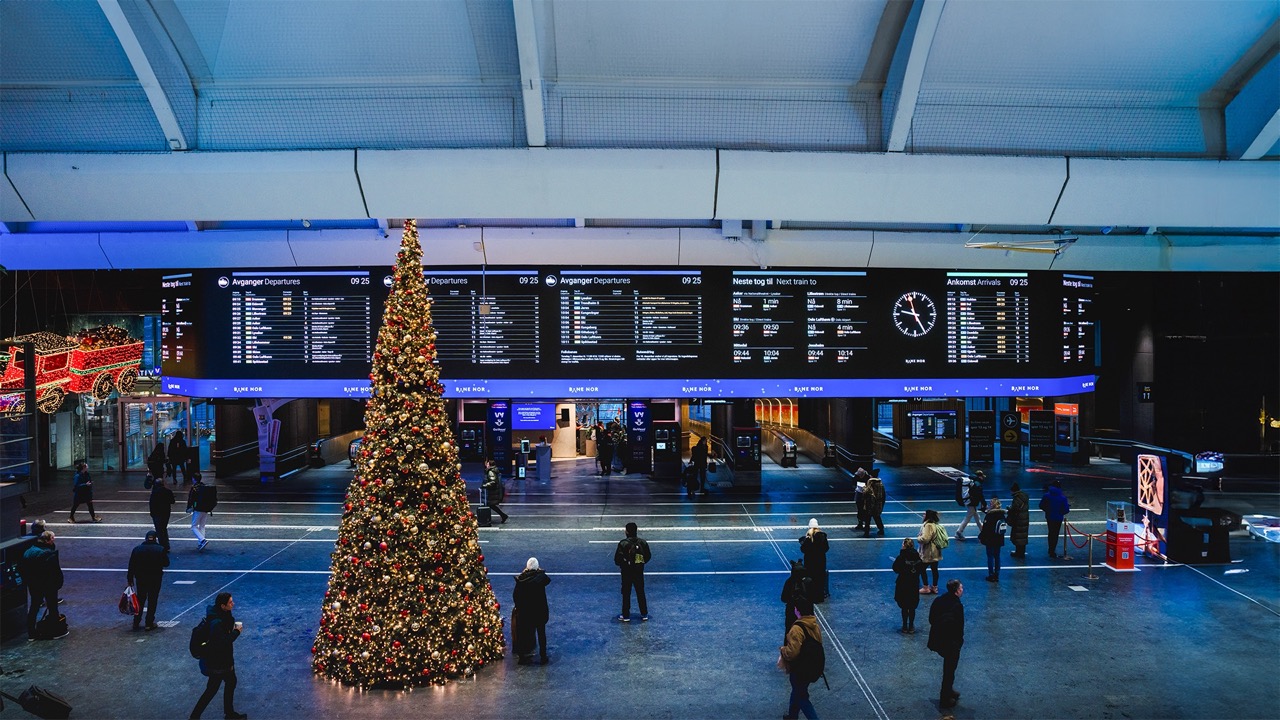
1241 108 1280 159
97 0 188 151
512 0 547 148
885 0 946 153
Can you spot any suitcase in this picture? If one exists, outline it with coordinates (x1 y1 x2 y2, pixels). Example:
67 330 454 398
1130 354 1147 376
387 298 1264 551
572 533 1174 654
34 611 67 640
0 685 73 719
477 506 492 527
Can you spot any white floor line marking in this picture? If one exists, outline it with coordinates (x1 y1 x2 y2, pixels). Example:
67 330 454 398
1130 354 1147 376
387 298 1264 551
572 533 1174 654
165 530 320 623
1180 563 1280 617
173 580 196 585
743 503 891 720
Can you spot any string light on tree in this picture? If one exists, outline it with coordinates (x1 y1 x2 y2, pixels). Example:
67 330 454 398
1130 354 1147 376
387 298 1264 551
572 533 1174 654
311 219 505 688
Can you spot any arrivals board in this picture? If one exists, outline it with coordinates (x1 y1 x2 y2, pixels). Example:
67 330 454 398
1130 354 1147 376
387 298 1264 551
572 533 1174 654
161 266 1096 398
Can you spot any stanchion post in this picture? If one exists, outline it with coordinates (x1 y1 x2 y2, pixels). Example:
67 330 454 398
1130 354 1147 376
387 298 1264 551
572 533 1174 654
1061 523 1073 561
1083 535 1099 580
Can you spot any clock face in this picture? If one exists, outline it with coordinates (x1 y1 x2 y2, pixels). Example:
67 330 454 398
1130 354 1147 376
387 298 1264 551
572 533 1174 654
892 291 937 337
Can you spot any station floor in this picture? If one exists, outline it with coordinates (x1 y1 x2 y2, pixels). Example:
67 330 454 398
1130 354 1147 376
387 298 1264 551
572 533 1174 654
1 454 1277 720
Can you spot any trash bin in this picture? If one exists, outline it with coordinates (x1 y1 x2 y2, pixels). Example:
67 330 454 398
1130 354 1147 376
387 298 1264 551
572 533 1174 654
1168 508 1233 564
535 444 551 482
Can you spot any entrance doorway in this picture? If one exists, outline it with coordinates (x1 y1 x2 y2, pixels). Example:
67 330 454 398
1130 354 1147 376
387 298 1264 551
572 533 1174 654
116 395 191 473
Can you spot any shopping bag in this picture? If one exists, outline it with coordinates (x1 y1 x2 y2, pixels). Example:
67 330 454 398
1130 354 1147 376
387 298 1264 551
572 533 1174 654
119 585 139 615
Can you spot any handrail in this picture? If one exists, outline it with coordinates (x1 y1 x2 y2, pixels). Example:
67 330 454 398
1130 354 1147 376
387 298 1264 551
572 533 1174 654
210 440 258 461
1082 436 1194 472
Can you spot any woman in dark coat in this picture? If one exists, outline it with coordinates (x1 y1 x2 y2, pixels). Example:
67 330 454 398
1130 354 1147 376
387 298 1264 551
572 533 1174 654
1007 482 1030 559
168 430 189 485
979 498 1008 582
780 559 813 635
892 538 923 634
147 441 167 481
512 557 551 665
799 518 830 602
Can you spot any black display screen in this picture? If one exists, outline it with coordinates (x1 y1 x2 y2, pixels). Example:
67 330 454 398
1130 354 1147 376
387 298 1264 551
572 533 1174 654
161 266 1096 398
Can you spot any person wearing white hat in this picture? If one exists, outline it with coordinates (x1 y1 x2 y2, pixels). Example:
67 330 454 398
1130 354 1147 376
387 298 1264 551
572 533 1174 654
799 519 830 602
513 556 551 665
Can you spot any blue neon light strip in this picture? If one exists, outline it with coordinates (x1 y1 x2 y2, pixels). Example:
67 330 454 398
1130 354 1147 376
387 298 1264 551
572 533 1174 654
162 272 192 280
162 375 1096 399
1063 274 1094 280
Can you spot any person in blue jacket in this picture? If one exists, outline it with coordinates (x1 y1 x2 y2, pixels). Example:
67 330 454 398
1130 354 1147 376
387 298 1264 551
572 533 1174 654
1039 479 1071 558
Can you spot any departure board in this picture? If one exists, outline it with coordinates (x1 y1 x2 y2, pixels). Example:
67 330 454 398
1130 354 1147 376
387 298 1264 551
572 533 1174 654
424 269 541 367
944 272 1032 365
1060 273 1095 364
160 272 198 374
556 270 704 366
729 270 871 369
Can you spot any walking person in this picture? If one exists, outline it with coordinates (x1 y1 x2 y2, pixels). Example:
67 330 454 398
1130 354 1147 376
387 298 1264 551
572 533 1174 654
150 475 176 551
954 471 985 539
169 430 190 485
916 509 947 594
864 469 886 537
927 579 965 710
799 519 829 602
481 459 509 523
613 522 651 621
978 498 1007 582
690 436 711 494
189 592 247 720
19 530 66 640
780 559 813 636
68 460 102 523
512 557 551 665
892 538 922 634
779 595 822 720
1007 482 1031 559
186 473 218 551
147 440 167 482
127 530 169 630
1040 479 1071 558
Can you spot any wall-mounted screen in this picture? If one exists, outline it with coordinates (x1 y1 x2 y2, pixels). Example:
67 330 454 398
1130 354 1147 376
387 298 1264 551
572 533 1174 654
512 403 557 430
161 266 1096 398
908 410 958 440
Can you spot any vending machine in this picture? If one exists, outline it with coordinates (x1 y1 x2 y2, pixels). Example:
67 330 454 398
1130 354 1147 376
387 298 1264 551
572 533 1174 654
457 421 485 462
732 427 762 471
651 420 683 480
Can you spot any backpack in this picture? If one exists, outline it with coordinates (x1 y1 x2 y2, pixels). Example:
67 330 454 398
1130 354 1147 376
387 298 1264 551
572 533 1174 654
143 475 154 490
792 626 825 684
932 524 950 550
189 616 211 658
955 477 969 507
628 538 646 566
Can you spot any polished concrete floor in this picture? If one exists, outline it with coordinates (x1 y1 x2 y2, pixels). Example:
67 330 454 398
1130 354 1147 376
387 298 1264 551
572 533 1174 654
1 453 1277 720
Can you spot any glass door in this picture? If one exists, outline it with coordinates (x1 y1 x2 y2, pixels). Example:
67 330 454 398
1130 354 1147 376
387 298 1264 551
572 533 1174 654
117 396 190 473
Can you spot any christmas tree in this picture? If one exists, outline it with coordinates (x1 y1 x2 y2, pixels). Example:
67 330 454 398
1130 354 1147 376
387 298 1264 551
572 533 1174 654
312 219 505 687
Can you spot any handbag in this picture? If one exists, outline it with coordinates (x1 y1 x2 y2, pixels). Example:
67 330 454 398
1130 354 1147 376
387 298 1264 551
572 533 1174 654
119 585 139 615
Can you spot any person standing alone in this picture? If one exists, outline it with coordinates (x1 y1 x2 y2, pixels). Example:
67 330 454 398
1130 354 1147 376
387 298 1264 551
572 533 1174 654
864 470 886 537
978 498 1007 582
690 436 711 494
150 476 176 551
1040 479 1071 557
799 519 830 602
927 579 965 710
613 522 652 621
1007 482 1030 559
186 473 217 551
190 592 246 720
127 530 169 630
512 557 551 665
892 538 922 633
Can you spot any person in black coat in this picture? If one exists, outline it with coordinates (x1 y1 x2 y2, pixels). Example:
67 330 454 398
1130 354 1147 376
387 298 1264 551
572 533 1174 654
190 592 246 720
613 522 652 621
690 437 711 494
19 531 65 639
69 461 102 523
780 558 813 636
168 430 190 485
927 579 965 710
481 459 509 523
147 441 167 482
892 538 923 634
512 557 551 665
978 498 1007 582
127 530 170 630
799 519 829 602
149 476 176 551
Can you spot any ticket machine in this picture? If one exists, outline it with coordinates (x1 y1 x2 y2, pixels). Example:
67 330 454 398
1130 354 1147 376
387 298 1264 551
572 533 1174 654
732 426 762 471
457 421 485 462
652 420 683 480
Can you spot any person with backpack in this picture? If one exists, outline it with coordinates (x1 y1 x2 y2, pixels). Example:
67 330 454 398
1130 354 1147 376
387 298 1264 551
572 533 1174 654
186 473 218 551
20 530 66 640
1006 482 1031 559
779 594 823 720
780 559 814 636
916 509 948 595
127 530 169 631
864 470 886 537
978 498 1007 582
481 459 509 523
927 579 965 710
512 557 551 665
150 475 176 552
613 522 652 622
892 538 923 634
1040 479 1071 558
799 519 830 602
954 471 985 539
189 592 246 720
68 461 102 523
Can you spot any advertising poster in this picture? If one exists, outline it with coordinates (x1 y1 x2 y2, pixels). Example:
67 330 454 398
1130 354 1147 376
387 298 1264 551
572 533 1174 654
999 411 1022 463
968 410 995 463
1134 453 1170 558
1029 410 1056 462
